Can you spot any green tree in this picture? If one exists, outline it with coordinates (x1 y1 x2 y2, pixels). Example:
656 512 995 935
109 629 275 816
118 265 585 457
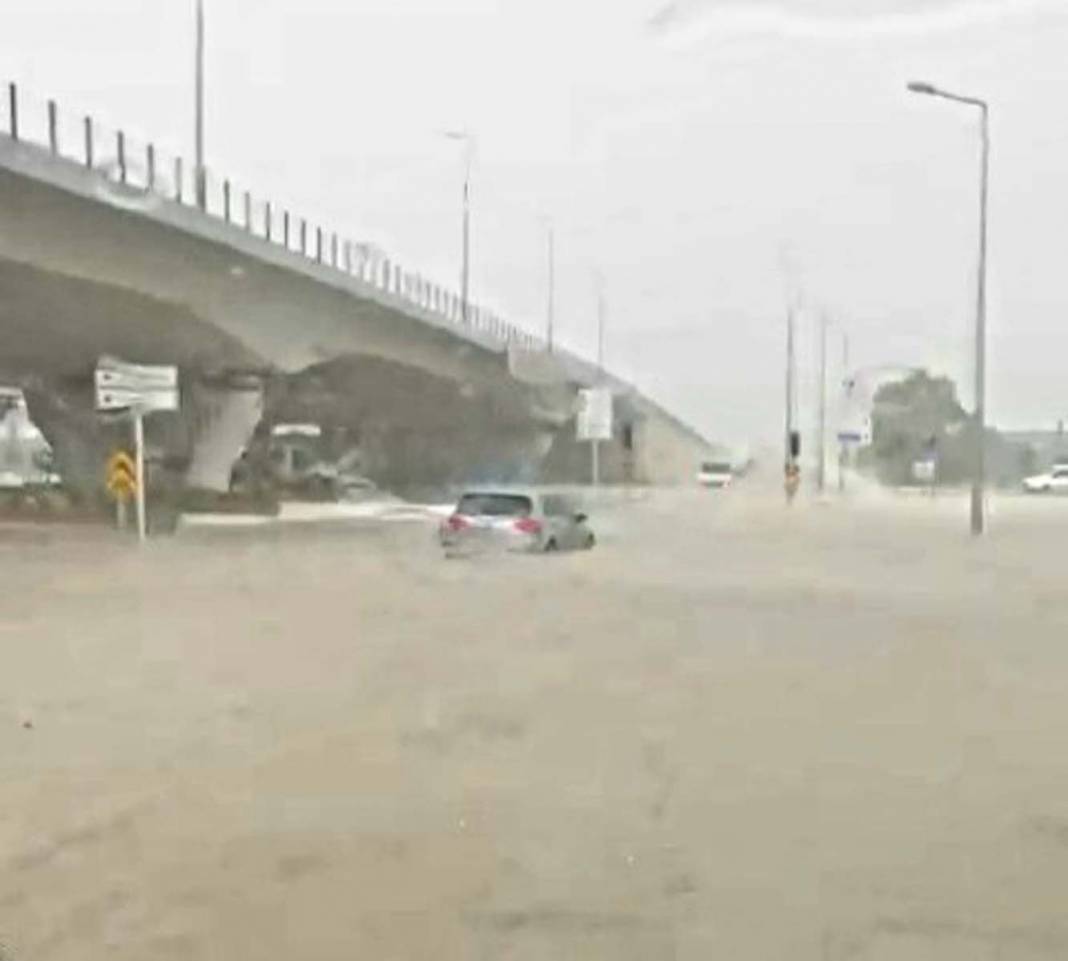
865 371 967 485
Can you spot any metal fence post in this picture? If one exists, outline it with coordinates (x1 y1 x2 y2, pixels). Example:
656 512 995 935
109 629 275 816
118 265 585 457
343 240 352 273
83 116 93 168
146 143 156 190
175 157 183 202
316 227 323 263
8 83 17 140
283 211 290 247
244 191 251 231
117 131 126 184
265 202 272 240
223 180 231 221
47 100 57 154
300 219 307 255
331 233 338 267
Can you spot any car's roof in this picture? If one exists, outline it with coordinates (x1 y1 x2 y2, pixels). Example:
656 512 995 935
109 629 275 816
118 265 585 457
458 487 541 497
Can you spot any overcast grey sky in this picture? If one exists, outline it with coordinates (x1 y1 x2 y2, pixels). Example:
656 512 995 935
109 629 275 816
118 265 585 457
2 0 1066 446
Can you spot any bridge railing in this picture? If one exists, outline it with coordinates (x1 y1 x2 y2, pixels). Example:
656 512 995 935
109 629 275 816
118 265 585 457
1 81 542 354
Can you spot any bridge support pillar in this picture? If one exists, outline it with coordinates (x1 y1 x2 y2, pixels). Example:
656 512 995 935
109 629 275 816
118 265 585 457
184 375 265 492
22 381 114 501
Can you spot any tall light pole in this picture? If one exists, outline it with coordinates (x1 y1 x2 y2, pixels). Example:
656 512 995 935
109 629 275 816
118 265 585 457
839 328 850 493
785 304 796 471
817 312 828 494
194 0 206 210
444 130 474 324
546 224 555 352
907 80 989 535
591 274 607 487
596 274 606 376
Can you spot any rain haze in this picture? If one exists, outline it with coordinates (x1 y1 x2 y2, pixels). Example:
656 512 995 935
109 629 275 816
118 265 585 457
7 4 1068 961
4 0 1067 444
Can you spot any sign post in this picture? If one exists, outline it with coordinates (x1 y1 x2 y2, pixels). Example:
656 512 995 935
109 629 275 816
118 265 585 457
133 410 146 540
577 388 612 486
95 357 179 542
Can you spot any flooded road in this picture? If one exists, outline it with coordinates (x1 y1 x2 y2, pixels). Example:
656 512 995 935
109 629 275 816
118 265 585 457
3 485 1068 959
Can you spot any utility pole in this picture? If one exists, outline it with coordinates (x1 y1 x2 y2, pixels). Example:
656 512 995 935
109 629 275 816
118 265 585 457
596 277 605 375
592 279 606 487
785 306 795 470
546 225 555 352
839 330 850 492
461 157 471 324
817 313 828 493
194 0 206 210
444 132 474 324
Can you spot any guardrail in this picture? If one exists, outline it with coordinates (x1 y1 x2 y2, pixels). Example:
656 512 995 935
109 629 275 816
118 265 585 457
0 80 540 352
0 81 720 453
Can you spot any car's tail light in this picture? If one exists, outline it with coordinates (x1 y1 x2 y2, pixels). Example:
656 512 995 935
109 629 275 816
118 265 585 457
514 517 542 535
444 513 469 531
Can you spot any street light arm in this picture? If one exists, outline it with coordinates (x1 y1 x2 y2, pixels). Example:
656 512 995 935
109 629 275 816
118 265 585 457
907 80 987 111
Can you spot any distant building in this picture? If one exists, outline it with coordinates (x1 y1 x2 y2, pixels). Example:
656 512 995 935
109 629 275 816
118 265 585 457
1001 428 1068 473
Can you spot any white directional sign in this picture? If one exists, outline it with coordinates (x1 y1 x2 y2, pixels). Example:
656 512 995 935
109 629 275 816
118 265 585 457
577 388 613 442
94 357 181 543
912 459 936 483
95 386 180 412
95 358 179 412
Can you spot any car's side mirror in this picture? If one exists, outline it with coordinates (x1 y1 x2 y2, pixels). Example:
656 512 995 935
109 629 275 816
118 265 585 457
574 512 588 524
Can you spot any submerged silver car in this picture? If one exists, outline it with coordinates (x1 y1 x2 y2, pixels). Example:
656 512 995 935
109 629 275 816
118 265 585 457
439 488 596 556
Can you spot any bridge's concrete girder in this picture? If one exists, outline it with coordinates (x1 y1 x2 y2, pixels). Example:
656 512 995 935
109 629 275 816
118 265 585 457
0 133 714 496
0 255 563 496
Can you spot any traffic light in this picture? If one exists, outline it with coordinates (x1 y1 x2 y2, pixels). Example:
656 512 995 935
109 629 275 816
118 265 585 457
789 431 801 459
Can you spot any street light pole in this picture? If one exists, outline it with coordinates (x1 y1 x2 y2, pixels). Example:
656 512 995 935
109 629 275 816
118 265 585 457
596 277 606 376
194 0 206 210
907 81 989 535
444 131 474 324
461 149 471 324
588 280 606 488
839 329 850 493
817 312 828 494
546 224 555 352
975 101 989 535
785 305 796 470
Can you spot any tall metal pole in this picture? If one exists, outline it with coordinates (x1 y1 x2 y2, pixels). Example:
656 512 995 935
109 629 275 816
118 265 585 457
195 0 206 210
785 306 795 471
817 313 828 493
133 410 146 542
546 225 555 352
596 280 605 375
972 104 989 536
592 279 605 487
839 330 850 493
461 149 471 324
907 81 989 535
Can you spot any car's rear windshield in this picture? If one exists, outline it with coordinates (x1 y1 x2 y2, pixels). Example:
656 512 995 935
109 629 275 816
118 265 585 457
702 462 731 474
456 493 533 517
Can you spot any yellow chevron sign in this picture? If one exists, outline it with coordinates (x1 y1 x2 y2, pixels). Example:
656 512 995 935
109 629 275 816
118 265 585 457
106 450 137 500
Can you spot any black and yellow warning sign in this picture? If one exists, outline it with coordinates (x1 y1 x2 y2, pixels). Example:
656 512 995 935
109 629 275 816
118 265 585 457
106 450 137 500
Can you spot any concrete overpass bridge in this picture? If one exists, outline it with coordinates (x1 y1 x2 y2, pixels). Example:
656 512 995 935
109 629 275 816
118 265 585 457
0 81 716 503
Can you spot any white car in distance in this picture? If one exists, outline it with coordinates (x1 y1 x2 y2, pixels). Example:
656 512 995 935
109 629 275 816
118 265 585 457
697 461 733 489
1023 463 1068 494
